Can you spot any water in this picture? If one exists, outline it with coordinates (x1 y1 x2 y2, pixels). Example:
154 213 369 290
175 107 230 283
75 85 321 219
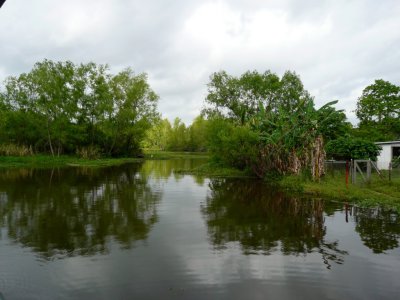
0 159 399 299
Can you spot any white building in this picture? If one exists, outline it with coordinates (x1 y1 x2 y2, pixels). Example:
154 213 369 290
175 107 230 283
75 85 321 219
375 141 400 169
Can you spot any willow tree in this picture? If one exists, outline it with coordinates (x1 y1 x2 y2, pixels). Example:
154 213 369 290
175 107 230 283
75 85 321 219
1 60 76 156
0 60 159 157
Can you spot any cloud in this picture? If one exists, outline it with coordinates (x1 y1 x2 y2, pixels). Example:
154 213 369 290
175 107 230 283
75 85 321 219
1 0 399 124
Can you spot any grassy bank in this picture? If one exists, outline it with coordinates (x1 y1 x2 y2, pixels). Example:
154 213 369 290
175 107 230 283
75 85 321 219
0 155 142 168
280 174 400 212
1 153 399 212
174 162 250 177
0 151 209 168
143 150 209 160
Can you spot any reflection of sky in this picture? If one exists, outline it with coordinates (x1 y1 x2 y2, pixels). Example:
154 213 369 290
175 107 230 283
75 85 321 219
0 167 400 299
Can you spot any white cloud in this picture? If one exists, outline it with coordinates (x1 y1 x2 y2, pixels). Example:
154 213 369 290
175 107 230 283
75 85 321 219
0 0 399 124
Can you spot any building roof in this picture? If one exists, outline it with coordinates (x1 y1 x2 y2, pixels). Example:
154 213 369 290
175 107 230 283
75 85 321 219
375 141 400 145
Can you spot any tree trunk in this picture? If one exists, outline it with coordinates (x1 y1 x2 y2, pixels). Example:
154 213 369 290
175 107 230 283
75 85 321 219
46 119 54 157
311 135 325 181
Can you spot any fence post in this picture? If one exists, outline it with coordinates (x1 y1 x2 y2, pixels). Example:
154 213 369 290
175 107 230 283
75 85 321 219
367 159 371 182
345 160 349 187
352 159 355 184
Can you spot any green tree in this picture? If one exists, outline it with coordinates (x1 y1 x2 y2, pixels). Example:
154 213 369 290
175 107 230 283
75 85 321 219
142 118 172 150
325 137 381 160
73 62 113 148
205 70 313 125
204 70 336 178
105 69 159 156
316 104 352 142
187 115 208 152
355 79 400 141
0 60 159 157
167 117 188 151
1 60 77 155
206 118 259 170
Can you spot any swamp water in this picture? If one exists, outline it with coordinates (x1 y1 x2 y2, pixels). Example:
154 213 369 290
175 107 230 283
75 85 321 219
0 159 399 299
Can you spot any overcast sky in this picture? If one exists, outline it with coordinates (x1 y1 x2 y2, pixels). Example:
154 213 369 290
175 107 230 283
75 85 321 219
1 0 399 124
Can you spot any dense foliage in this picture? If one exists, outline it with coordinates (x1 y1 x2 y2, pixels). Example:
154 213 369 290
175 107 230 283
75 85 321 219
204 70 345 178
1 60 398 178
142 116 208 152
325 137 381 160
355 79 400 141
0 60 159 157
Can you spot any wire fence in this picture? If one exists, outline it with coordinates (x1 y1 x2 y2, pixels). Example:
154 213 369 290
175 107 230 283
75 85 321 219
324 160 400 185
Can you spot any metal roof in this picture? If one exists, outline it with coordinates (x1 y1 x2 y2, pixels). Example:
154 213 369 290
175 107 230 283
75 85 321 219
375 141 400 145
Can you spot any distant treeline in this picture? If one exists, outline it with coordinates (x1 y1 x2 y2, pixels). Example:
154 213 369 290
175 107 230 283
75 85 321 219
142 116 208 152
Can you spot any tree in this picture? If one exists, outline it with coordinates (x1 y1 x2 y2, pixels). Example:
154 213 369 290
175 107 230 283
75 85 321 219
73 62 113 147
316 104 352 142
142 118 172 150
204 70 337 179
206 118 259 169
204 70 313 125
356 79 400 123
187 115 208 152
167 118 188 151
355 79 400 141
103 69 159 156
325 137 381 160
0 60 159 157
2 60 77 155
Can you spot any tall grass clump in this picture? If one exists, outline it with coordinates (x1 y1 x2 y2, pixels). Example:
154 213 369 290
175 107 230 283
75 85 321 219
0 144 34 156
76 146 101 159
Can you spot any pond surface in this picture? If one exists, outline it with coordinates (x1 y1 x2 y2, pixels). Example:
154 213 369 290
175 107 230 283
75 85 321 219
0 159 399 299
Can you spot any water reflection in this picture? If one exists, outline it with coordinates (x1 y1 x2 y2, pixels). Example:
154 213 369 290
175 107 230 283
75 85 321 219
353 206 400 253
202 179 348 268
0 164 160 259
140 159 206 184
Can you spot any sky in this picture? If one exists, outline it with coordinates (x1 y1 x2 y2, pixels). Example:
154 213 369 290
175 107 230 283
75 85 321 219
0 0 399 125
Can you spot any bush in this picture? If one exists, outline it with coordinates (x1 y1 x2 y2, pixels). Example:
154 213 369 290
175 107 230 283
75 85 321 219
207 119 259 170
76 146 101 159
326 137 381 160
0 144 34 156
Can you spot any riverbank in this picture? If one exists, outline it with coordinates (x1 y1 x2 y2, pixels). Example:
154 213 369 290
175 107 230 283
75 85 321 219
144 150 209 160
280 174 400 212
174 162 249 177
0 155 142 168
0 151 209 168
0 153 399 212
174 160 400 211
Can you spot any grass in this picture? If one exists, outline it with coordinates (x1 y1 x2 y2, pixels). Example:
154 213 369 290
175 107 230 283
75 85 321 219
0 150 210 168
174 162 250 177
280 172 400 212
0 155 142 168
143 150 210 160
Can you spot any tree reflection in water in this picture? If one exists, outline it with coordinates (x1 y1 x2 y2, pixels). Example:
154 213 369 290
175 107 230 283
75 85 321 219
202 178 348 269
140 158 206 185
353 206 400 254
0 163 161 259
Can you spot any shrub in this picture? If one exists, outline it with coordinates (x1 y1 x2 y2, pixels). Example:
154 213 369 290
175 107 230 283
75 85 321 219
76 146 101 159
0 144 34 156
326 137 381 160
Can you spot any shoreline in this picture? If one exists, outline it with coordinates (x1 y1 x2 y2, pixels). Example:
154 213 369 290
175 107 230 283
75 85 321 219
0 153 399 212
